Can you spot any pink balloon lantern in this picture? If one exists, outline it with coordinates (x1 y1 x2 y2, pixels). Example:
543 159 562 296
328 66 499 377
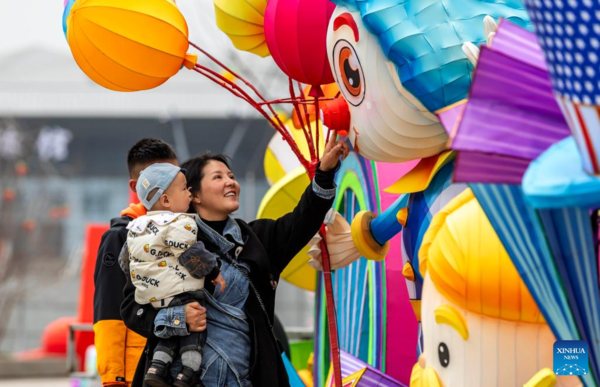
264 0 335 97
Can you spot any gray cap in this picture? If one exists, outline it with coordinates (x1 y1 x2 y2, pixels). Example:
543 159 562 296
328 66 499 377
136 163 185 210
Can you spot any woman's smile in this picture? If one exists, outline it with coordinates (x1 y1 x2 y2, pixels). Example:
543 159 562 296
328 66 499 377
195 160 241 220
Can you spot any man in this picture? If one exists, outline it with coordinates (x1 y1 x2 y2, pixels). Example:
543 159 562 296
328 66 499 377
93 138 206 386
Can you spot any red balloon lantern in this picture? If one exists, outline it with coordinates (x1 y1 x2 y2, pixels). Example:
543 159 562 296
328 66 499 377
264 0 335 97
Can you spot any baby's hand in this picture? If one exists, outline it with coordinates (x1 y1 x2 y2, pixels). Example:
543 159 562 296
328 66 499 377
212 273 227 291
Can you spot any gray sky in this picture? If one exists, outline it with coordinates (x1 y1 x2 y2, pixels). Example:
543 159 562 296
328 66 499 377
0 1 284 118
0 0 242 57
0 1 67 55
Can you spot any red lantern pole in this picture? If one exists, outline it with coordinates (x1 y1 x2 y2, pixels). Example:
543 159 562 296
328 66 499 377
319 225 342 387
314 94 342 387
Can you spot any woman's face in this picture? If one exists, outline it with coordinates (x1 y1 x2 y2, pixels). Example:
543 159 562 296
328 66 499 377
194 160 240 220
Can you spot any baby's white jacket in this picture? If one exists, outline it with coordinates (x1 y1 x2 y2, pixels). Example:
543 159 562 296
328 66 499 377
127 211 204 307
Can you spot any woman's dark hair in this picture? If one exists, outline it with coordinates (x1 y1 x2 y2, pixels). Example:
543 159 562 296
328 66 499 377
181 153 232 212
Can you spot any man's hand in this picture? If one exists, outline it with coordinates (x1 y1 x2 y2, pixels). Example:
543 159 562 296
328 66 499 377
320 134 349 172
212 273 227 292
185 302 207 332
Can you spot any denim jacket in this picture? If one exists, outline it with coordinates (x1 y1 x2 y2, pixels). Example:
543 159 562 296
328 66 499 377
152 177 337 385
154 217 253 385
153 178 334 337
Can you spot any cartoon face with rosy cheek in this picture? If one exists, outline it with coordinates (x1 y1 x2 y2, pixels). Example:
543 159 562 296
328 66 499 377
411 275 466 387
413 275 574 387
325 7 448 163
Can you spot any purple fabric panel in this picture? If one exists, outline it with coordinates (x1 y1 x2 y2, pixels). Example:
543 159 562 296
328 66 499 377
340 350 407 387
340 350 368 377
493 21 547 71
437 102 466 135
452 47 569 160
356 368 408 387
454 151 530 184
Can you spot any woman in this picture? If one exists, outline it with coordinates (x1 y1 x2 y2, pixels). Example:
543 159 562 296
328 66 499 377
121 136 348 386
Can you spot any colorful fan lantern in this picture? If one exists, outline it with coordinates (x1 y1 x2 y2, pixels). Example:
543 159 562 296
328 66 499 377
66 0 197 92
525 0 600 175
214 0 269 57
264 0 336 97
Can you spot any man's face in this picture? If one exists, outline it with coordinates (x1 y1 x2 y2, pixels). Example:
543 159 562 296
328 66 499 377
130 158 178 192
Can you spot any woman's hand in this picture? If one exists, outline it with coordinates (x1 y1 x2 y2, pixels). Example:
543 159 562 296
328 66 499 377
212 273 227 292
319 134 349 172
185 302 207 332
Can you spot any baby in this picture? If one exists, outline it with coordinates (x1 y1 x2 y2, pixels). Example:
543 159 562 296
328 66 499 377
124 163 225 387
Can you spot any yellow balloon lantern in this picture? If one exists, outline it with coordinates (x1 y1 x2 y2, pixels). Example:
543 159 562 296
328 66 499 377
259 118 326 290
264 118 325 185
213 0 269 58
66 0 198 92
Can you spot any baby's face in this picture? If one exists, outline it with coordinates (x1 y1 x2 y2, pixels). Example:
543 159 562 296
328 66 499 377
165 172 192 213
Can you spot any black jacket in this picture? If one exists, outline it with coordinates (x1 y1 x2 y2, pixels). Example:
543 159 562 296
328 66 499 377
94 215 130 324
94 213 148 385
121 167 336 387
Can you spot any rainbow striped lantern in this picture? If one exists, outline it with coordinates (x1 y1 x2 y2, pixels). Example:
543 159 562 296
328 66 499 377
525 0 600 174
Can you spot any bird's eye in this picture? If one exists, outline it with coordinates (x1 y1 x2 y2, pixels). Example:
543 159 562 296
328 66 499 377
332 39 365 106
438 342 450 368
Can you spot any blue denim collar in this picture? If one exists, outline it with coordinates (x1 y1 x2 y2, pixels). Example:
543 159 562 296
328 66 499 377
196 216 244 255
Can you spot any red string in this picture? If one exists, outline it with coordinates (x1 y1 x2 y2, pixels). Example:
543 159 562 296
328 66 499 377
315 96 320 160
190 60 310 171
288 78 316 163
297 81 315 148
257 97 336 106
189 41 290 136
319 225 343 387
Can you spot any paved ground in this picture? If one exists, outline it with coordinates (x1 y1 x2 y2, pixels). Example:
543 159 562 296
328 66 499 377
0 378 100 386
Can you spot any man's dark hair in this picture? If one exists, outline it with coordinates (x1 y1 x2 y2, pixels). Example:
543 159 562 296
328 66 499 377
181 153 232 212
127 138 177 177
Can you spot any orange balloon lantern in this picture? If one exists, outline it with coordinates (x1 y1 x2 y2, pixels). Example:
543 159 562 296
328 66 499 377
66 0 197 91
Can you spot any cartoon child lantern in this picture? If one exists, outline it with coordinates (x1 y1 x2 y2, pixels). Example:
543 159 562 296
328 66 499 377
412 189 581 387
322 0 531 302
